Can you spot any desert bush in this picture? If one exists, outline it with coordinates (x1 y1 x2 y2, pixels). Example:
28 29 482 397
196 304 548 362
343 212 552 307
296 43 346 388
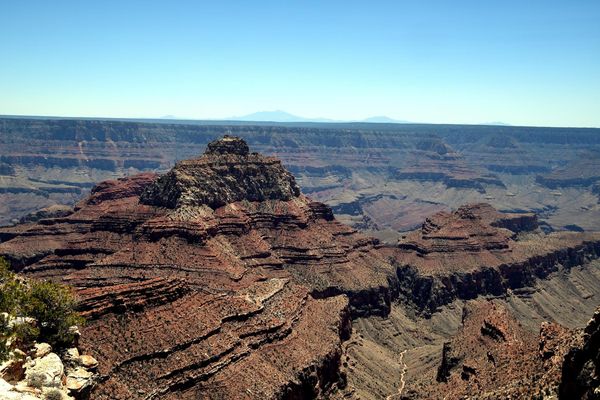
0 257 83 360
0 313 9 361
25 279 84 346
27 371 46 389
44 388 64 400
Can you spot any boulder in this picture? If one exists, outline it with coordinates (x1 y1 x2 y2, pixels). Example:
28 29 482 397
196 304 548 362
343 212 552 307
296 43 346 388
23 353 64 388
66 367 94 394
33 343 52 359
61 348 79 367
0 356 25 383
76 355 97 370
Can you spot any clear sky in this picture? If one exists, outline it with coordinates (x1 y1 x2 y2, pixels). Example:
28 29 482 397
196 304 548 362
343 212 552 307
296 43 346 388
1 1 599 127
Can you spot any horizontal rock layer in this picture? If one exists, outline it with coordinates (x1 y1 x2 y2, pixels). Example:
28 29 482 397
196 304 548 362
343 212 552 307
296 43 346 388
387 203 600 315
2 137 600 399
3 117 600 233
0 138 394 399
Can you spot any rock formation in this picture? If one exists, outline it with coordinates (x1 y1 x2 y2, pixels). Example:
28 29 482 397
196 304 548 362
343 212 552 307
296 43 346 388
139 136 300 209
395 139 505 191
2 135 600 399
3 116 600 233
0 136 395 399
536 154 600 189
386 203 600 315
559 306 600 399
402 300 577 399
0 337 98 400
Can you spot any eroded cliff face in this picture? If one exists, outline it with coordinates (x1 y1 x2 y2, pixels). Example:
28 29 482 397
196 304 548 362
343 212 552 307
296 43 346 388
560 307 600 399
139 136 300 209
0 136 395 399
2 136 600 399
331 203 600 399
401 301 579 399
385 203 600 316
3 117 600 234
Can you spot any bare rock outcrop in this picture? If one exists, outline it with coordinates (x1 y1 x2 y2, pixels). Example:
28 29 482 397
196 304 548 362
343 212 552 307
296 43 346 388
3 137 600 399
0 137 394 399
139 136 300 209
559 306 600 399
0 339 97 400
403 301 575 399
386 203 600 315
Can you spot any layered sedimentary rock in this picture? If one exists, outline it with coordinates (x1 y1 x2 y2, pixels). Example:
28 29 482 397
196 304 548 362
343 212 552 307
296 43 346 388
385 203 600 315
536 154 600 189
0 137 395 399
139 136 300 209
398 203 518 254
3 117 600 233
394 138 504 191
3 134 600 399
333 204 600 399
402 301 578 399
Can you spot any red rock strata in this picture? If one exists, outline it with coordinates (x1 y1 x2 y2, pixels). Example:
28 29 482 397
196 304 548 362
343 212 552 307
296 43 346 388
0 137 393 399
2 137 600 399
402 300 577 399
394 140 504 190
385 203 600 315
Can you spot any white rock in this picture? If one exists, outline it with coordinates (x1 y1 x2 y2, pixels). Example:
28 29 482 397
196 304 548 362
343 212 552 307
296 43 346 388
0 359 12 376
67 326 80 337
6 316 36 330
62 348 79 368
0 377 40 400
24 352 64 388
66 367 93 393
33 343 52 359
76 355 98 370
0 376 14 391
64 348 79 360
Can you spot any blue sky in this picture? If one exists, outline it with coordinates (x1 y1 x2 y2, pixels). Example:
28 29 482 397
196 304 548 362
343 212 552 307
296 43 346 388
1 1 599 127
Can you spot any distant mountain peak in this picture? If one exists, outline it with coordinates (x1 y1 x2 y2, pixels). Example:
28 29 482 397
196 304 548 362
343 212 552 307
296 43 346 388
231 110 316 122
362 116 406 123
229 110 407 124
481 121 511 126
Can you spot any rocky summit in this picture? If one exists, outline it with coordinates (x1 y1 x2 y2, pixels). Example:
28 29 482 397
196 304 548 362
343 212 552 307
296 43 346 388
139 136 300 209
1 136 600 399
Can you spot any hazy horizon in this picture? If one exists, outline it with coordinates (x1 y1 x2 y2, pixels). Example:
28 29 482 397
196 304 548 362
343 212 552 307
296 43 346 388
1 1 599 128
2 110 599 129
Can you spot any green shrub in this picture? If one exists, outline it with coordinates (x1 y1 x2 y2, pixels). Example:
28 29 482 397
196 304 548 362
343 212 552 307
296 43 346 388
27 371 47 389
44 388 64 400
25 279 84 346
0 257 84 360
0 313 9 361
